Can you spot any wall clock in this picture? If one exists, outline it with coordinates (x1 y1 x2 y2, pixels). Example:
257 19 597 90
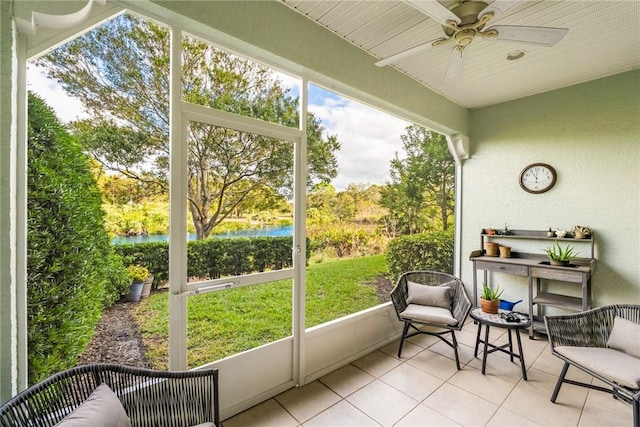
519 163 556 194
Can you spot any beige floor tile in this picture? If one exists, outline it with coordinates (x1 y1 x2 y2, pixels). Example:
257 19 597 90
319 363 375 398
380 339 423 359
466 349 527 384
491 331 546 367
428 340 476 366
395 403 461 426
486 407 542 426
515 367 588 408
346 379 418 426
379 363 444 401
406 332 440 349
448 365 517 405
530 346 566 376
453 328 481 348
406 348 460 381
352 350 402 378
275 381 341 423
303 400 379 427
222 399 299 427
502 381 582 427
578 388 633 427
423 383 498 426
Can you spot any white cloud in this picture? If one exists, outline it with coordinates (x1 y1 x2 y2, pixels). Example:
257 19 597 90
25 66 411 192
26 65 88 124
309 93 409 191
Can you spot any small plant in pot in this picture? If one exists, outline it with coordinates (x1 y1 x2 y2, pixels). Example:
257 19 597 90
543 242 577 266
480 284 503 314
126 265 150 302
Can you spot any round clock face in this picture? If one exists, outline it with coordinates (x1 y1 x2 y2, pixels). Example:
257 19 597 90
519 163 556 194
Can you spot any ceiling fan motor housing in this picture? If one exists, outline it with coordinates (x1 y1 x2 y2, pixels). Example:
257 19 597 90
443 1 490 36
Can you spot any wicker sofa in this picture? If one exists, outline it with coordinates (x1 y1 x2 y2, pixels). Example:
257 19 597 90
0 364 219 427
545 305 640 427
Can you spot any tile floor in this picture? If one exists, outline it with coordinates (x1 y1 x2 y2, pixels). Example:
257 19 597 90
222 319 632 426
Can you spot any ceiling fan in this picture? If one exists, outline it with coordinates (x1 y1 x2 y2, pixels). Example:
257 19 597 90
375 0 569 79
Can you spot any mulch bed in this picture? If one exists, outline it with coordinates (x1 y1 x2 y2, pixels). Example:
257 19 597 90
77 299 151 368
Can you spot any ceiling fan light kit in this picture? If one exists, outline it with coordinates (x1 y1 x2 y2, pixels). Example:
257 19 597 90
376 0 569 79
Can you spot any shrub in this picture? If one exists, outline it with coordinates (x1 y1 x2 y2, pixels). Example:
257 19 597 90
27 93 128 384
114 236 307 284
386 231 454 282
307 225 388 258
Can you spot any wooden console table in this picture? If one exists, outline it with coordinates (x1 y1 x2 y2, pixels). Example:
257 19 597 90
470 229 595 339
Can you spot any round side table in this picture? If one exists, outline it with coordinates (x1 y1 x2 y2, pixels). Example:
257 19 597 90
470 308 531 380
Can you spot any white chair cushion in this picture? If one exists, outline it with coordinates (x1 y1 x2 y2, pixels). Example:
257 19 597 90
555 346 640 389
607 316 640 358
406 281 452 309
400 304 457 326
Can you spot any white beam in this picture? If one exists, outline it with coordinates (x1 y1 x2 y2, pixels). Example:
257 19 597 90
168 24 187 371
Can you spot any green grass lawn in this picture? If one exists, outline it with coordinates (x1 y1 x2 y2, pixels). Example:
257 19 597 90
134 254 389 368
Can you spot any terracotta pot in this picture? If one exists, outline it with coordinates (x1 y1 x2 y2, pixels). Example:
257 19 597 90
499 245 511 258
480 298 500 314
485 242 499 257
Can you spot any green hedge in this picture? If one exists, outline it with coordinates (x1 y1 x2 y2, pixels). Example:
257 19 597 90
27 93 129 384
386 231 454 282
114 236 309 285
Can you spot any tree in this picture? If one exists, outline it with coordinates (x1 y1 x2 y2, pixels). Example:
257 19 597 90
380 125 455 234
38 13 339 239
27 93 129 384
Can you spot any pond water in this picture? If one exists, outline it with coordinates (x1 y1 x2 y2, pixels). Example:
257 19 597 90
111 224 293 245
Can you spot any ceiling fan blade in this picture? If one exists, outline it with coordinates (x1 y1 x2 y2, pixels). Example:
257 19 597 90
479 0 524 20
375 39 440 67
445 46 466 80
405 0 461 25
490 25 569 46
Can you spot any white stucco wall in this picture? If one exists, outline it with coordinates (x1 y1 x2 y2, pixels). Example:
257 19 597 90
461 70 640 307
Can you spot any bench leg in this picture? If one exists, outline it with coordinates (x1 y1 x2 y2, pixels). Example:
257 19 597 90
451 331 461 370
634 397 639 427
515 329 527 381
398 322 410 357
481 324 490 375
551 361 570 403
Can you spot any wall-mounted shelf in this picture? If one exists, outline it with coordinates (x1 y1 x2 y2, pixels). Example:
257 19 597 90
470 229 596 339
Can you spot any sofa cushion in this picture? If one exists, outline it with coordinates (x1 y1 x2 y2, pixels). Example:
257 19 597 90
56 383 131 427
607 316 640 358
555 346 640 389
406 281 452 310
400 304 457 325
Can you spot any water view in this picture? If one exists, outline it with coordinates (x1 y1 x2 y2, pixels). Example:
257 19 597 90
111 224 293 245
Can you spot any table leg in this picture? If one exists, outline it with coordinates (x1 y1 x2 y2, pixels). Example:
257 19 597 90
482 324 490 375
474 323 482 357
516 328 527 381
507 329 514 363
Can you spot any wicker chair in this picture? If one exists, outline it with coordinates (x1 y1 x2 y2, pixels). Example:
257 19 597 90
545 305 640 427
0 364 220 427
390 271 471 369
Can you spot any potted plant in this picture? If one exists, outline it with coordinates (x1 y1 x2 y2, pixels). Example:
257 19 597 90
543 242 577 266
480 284 503 314
126 264 150 302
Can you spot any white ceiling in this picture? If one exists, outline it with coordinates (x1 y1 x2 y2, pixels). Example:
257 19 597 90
281 0 640 109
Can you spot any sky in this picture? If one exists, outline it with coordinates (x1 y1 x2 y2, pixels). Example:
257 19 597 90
27 66 410 191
